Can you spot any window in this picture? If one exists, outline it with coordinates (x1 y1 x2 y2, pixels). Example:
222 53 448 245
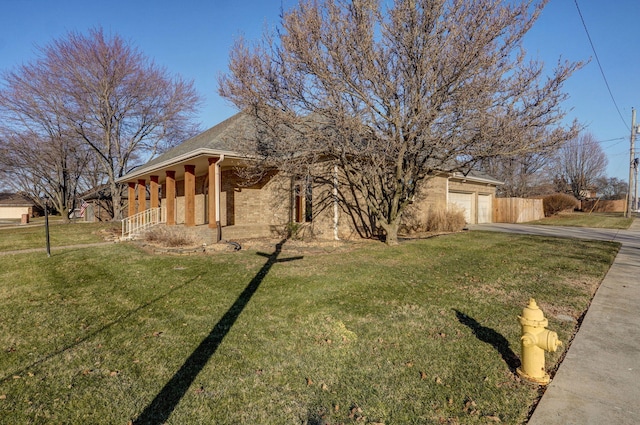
293 175 313 223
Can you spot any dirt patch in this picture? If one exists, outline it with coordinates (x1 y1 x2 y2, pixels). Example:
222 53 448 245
130 227 456 256
95 227 121 242
229 237 373 256
129 236 371 257
537 302 580 322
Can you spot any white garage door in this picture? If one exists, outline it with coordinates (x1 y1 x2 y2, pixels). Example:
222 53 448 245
0 206 29 219
448 192 473 223
477 194 492 224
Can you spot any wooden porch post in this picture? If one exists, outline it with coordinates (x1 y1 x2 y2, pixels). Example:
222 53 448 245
184 165 196 227
150 175 159 209
137 179 146 215
127 182 136 218
208 157 219 229
166 170 176 225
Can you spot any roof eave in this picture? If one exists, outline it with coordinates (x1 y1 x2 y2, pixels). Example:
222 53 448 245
116 148 246 183
450 171 504 186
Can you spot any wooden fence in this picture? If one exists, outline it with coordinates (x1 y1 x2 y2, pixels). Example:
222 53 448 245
580 199 626 213
494 198 544 223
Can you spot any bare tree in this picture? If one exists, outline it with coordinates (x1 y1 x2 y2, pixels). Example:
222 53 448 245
479 148 557 198
219 0 581 244
552 132 608 199
594 176 627 200
0 70 91 218
0 131 91 218
0 28 201 220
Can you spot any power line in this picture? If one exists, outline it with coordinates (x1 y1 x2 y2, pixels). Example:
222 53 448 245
597 137 625 143
573 0 629 131
609 150 631 157
596 137 626 147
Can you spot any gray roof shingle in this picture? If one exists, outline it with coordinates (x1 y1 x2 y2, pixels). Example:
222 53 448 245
141 112 251 169
0 192 35 206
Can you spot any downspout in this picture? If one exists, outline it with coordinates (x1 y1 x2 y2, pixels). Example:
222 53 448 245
333 165 340 241
446 175 450 209
215 154 225 242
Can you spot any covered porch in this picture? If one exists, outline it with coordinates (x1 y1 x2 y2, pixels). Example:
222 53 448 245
117 113 308 239
118 114 316 238
123 154 232 230
119 153 300 239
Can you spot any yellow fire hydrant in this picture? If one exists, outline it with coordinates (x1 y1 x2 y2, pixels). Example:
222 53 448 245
517 298 562 385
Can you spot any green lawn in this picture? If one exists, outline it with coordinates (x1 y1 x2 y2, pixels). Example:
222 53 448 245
0 220 120 252
529 212 633 229
0 227 618 424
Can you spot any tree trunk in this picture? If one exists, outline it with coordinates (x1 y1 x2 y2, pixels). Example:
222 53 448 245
380 218 400 246
111 181 123 220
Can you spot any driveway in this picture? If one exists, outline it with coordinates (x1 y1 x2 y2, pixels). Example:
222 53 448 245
469 222 639 247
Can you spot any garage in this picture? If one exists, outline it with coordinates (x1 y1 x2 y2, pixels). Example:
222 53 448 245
448 192 473 223
477 194 493 224
0 193 37 220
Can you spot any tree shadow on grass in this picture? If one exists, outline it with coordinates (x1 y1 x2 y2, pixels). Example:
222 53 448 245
133 239 302 425
454 309 521 372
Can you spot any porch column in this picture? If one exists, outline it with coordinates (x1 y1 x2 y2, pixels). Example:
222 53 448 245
208 157 219 229
166 170 176 225
184 164 196 227
127 182 136 218
150 175 159 209
137 179 146 215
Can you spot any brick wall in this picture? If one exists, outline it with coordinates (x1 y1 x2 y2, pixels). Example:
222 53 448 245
222 170 290 226
158 165 497 239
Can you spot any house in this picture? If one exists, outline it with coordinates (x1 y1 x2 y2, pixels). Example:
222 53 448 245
81 184 141 222
0 192 39 220
117 113 501 240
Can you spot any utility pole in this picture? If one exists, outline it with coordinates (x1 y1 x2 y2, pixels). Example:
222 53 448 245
635 158 639 211
627 108 636 218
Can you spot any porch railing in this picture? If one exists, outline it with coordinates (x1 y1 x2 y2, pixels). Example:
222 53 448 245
121 207 165 240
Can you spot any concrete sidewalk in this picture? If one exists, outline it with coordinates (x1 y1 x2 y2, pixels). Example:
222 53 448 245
471 220 640 424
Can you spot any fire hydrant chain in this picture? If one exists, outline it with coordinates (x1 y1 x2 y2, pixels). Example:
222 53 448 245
517 298 562 385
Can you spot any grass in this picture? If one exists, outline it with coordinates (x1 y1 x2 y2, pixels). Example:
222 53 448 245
0 220 120 252
529 211 633 229
0 225 619 424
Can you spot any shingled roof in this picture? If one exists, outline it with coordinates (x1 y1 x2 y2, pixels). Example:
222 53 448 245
143 112 251 168
119 111 502 187
450 170 503 186
118 112 253 182
0 192 35 206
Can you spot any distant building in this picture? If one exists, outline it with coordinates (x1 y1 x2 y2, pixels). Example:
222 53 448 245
0 193 40 219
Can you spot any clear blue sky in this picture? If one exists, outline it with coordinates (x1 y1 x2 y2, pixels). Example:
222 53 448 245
0 0 638 181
